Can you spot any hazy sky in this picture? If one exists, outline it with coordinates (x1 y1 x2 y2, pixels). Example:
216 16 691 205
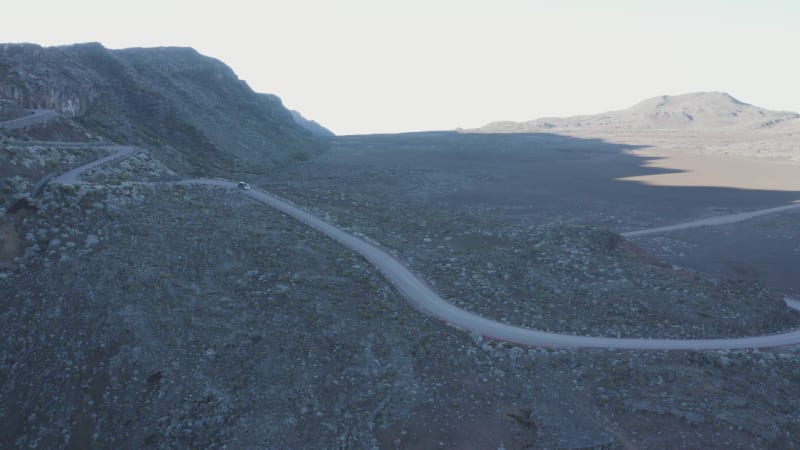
3 0 799 135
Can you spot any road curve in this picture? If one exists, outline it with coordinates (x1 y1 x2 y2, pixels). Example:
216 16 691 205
0 109 59 130
9 117 799 350
623 202 800 238
181 179 800 350
52 146 137 185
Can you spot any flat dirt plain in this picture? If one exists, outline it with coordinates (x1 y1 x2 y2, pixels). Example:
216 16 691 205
559 128 800 298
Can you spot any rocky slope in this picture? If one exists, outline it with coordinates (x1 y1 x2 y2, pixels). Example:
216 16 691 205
477 92 799 132
4 140 800 449
0 42 327 174
290 108 335 138
0 99 25 121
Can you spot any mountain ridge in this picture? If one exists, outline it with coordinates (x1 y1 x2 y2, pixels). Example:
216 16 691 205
474 92 800 133
0 42 328 174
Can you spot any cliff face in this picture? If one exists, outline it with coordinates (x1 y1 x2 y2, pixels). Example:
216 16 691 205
0 43 103 116
0 42 325 174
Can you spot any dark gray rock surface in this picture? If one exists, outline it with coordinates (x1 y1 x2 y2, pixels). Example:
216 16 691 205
0 43 325 175
290 108 335 138
3 133 800 448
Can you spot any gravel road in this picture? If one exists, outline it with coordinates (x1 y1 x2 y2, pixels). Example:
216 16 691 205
18 116 800 350
180 180 800 350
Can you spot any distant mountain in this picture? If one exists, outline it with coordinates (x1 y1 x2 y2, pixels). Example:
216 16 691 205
0 42 325 174
475 92 800 133
289 109 335 138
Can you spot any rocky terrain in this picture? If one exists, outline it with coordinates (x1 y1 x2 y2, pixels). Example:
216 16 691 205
4 137 800 449
0 43 326 174
3 58 800 449
290 108 336 138
0 99 25 121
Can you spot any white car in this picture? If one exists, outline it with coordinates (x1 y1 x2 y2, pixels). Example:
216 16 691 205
238 181 251 190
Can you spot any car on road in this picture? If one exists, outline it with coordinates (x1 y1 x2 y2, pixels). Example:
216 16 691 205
238 181 251 190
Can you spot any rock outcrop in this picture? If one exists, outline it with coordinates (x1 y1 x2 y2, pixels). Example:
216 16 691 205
0 42 329 174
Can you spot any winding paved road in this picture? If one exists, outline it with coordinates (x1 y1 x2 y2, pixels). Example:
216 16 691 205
52 146 136 185
6 111 800 350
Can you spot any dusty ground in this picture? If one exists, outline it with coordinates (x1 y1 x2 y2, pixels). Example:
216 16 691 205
3 130 800 449
618 148 800 192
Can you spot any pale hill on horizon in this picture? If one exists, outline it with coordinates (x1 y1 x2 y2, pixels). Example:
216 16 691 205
475 92 800 133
